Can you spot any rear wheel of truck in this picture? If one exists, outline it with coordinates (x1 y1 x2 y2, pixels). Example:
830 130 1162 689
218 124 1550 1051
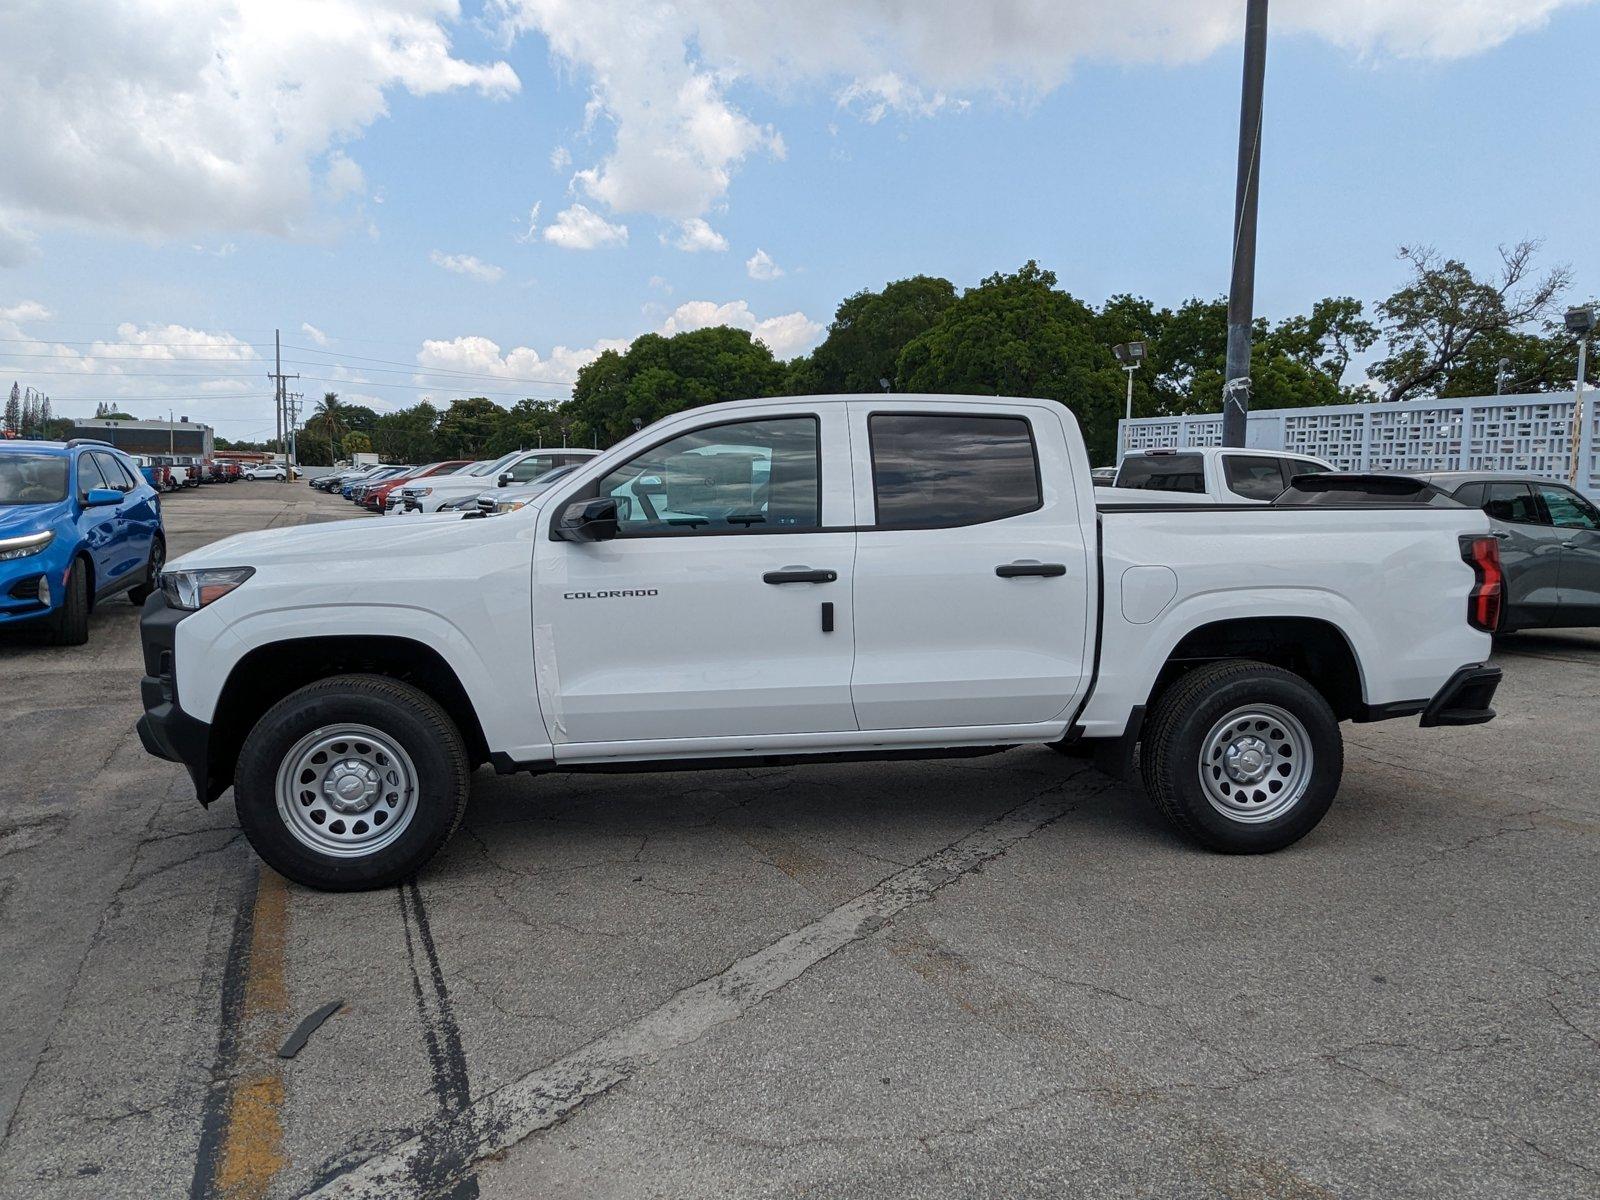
234 674 471 891
1140 660 1342 854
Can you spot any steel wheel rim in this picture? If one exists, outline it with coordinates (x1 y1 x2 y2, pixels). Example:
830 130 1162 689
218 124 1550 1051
275 724 418 857
1198 703 1312 824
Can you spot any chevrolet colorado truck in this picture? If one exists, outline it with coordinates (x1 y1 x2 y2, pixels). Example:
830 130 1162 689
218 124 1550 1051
135 394 1504 891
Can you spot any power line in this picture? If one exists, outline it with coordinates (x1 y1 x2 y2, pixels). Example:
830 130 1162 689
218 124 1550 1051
284 344 573 387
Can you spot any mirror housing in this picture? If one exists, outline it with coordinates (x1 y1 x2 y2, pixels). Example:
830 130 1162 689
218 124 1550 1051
497 472 511 488
84 487 122 507
559 497 619 543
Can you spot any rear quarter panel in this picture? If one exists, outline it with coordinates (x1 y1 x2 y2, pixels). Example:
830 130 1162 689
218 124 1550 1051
1078 507 1494 737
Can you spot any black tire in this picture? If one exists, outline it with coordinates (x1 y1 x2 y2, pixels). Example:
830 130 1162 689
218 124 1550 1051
127 534 165 606
47 559 90 646
1139 660 1342 854
234 674 471 891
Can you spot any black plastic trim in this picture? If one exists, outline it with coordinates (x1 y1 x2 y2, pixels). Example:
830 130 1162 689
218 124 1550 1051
1419 663 1502 728
1354 699 1429 724
134 592 223 804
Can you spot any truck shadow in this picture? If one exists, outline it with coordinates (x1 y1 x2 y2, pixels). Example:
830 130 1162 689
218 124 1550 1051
1492 628 1600 660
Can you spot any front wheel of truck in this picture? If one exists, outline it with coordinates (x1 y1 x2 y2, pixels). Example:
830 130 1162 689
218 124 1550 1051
234 674 471 891
1140 660 1342 854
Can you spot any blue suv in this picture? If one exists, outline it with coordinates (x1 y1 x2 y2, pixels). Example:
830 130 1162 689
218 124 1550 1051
0 439 165 645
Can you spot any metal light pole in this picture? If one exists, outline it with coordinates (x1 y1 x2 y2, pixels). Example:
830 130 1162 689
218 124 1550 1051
1567 307 1595 488
1222 0 1269 447
1113 342 1148 453
1495 358 1510 396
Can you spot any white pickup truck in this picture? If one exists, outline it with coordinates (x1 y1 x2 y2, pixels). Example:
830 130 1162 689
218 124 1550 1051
135 394 1504 891
1101 446 1333 504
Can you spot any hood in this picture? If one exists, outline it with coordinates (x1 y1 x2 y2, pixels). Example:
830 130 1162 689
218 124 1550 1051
169 510 501 572
0 500 70 538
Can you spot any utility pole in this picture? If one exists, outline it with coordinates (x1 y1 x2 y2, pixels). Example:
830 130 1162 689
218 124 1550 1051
286 392 303 479
1567 307 1595 489
266 328 299 484
1222 0 1269 447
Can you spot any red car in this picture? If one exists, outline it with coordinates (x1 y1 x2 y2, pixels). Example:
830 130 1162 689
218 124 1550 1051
363 460 471 512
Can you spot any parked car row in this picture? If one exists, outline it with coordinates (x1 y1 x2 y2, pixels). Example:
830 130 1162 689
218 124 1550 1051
309 450 600 519
1 438 165 645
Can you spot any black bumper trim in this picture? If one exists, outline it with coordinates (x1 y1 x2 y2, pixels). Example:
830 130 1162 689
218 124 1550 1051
1419 663 1502 728
135 592 224 805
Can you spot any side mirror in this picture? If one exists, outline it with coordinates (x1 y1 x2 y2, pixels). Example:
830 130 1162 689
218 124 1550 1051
559 497 619 543
498 472 511 488
85 487 122 507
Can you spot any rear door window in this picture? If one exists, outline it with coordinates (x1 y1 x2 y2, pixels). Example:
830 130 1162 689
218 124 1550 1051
1451 482 1486 509
1535 484 1600 530
1222 455 1287 500
868 414 1041 529
1116 453 1204 493
1483 483 1543 525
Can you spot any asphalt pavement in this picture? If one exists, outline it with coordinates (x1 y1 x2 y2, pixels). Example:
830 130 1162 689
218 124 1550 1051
0 481 1596 1199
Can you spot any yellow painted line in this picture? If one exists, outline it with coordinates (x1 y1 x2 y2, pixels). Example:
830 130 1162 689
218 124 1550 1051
213 868 291 1199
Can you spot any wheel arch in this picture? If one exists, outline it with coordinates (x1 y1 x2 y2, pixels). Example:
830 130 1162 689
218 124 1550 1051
207 635 492 796
1145 615 1366 722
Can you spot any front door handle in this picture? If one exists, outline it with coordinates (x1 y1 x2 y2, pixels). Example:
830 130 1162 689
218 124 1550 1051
996 562 1066 579
1563 540 1581 549
763 567 837 584
1492 530 1511 541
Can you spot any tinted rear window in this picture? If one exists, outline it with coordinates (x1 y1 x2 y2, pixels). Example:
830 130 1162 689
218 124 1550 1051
870 414 1041 528
1116 453 1205 493
1277 475 1461 507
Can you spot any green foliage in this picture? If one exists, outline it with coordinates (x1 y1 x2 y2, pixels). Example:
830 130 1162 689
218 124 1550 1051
485 398 568 456
342 431 372 455
372 402 439 464
295 431 333 466
897 262 1126 463
434 397 504 458
791 275 958 395
569 326 786 446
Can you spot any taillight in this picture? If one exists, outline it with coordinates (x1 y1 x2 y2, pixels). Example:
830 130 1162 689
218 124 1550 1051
1459 534 1503 633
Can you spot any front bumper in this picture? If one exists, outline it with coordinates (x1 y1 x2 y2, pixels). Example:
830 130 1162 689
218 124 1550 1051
0 535 73 626
1419 663 1502 728
134 592 222 804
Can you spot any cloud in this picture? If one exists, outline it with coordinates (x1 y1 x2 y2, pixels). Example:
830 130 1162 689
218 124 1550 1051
745 248 783 281
430 250 506 282
494 0 1581 225
549 146 572 172
0 1 517 241
668 218 728 253
542 204 629 250
514 201 543 244
1 300 51 322
417 333 629 389
301 322 331 346
658 299 822 358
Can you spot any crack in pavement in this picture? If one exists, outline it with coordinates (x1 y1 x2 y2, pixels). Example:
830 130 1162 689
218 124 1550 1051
300 772 1095 1198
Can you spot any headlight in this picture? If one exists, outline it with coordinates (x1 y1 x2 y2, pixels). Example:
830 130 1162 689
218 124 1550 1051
159 566 255 610
0 530 53 561
495 497 531 514
419 487 433 497
440 494 480 511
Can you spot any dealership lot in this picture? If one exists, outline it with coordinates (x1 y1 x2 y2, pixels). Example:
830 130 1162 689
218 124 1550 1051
0 483 1596 1199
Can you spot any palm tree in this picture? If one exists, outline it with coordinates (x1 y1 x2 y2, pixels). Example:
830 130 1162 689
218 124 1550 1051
312 392 346 460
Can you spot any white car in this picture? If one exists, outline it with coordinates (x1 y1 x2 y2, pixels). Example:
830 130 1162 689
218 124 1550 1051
1097 446 1333 505
137 393 1502 890
397 448 598 514
468 463 584 515
244 463 288 481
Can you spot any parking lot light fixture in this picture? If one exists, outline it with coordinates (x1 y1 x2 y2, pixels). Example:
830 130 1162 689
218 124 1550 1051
1113 341 1148 450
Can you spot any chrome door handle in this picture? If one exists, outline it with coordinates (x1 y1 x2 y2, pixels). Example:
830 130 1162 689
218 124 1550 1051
763 567 837 584
996 562 1066 578
1491 530 1510 540
1563 540 1580 549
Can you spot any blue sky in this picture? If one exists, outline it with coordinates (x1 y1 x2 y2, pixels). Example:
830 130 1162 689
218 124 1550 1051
1 1 1596 444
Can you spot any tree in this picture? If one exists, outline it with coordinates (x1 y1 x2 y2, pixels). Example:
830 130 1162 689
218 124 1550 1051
4 383 18 435
569 326 786 446
896 262 1128 463
372 402 440 463
485 398 566 456
1370 241 1572 403
38 396 52 428
20 392 37 437
309 392 347 460
434 397 505 458
342 431 373 455
789 275 958 395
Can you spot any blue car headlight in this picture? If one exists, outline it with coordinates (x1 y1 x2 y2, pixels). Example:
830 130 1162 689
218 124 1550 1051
0 530 53 561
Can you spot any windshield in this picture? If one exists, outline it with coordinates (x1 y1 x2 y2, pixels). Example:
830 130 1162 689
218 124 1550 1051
520 464 578 493
1115 453 1205 493
0 454 70 505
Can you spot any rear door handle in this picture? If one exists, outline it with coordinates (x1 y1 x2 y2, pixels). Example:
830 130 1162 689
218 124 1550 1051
763 568 837 584
996 562 1067 578
1492 530 1511 540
